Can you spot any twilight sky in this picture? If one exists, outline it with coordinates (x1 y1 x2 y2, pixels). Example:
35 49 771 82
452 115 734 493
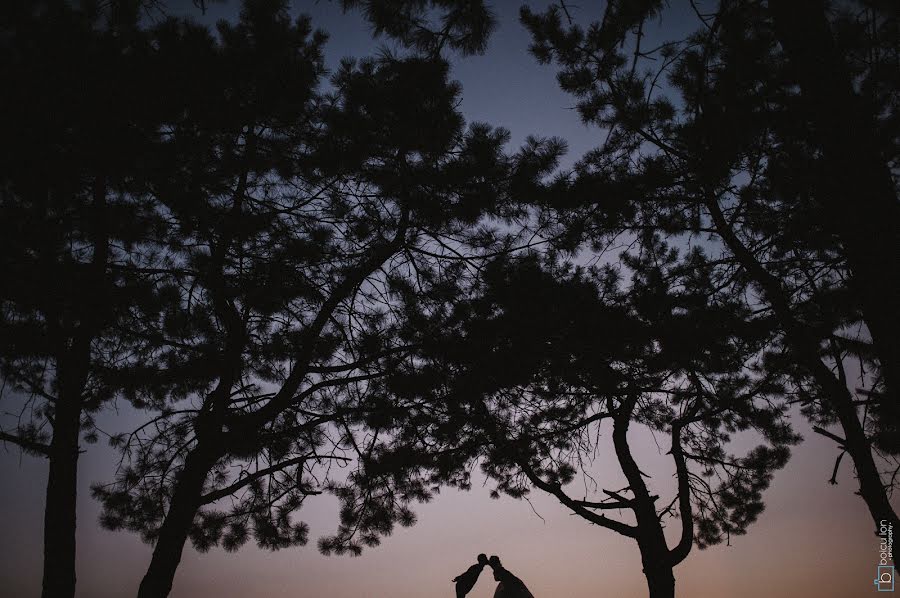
0 2 893 597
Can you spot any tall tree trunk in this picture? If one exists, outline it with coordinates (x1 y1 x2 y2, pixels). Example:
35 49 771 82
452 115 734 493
41 324 94 598
39 169 109 598
642 560 676 598
40 390 82 598
137 446 217 598
768 0 900 420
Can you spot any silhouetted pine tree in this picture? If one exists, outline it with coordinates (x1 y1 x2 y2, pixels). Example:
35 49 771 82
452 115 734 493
340 0 497 57
1 1 506 597
0 2 181 596
517 0 899 541
385 247 797 598
76 2 521 597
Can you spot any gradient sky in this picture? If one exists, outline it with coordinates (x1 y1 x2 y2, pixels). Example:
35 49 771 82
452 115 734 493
0 1 893 597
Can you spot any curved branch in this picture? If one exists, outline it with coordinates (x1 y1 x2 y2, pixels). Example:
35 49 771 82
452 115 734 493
199 453 350 505
519 460 637 537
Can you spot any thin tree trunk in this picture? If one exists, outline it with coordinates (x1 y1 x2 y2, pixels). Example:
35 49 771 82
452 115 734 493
40 391 82 598
826 371 900 537
39 172 108 598
706 197 899 540
41 317 94 598
137 446 217 598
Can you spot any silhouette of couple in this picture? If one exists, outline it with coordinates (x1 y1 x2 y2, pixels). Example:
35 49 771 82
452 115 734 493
452 554 534 598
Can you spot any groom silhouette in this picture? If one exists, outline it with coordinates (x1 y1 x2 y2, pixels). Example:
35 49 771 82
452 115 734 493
488 556 534 598
452 553 489 597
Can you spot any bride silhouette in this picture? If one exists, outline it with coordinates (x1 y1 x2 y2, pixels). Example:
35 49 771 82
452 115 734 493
452 554 489 598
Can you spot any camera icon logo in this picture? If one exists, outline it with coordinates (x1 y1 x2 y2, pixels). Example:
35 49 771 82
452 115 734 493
876 565 895 592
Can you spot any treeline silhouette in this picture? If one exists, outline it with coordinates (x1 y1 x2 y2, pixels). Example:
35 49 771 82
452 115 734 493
0 2 897 598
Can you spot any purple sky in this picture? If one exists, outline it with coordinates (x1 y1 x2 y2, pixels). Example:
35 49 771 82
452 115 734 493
0 2 893 596
1 410 886 597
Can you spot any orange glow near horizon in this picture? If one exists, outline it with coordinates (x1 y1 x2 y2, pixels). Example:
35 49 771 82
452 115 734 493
0 416 889 597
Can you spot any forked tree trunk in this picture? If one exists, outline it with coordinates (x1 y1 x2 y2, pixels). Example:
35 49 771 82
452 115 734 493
637 532 678 598
613 403 681 598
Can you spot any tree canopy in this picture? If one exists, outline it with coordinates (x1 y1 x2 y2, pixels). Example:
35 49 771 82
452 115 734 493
0 2 896 598
517 0 899 541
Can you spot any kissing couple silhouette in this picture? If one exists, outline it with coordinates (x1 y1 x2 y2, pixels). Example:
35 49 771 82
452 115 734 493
452 554 535 598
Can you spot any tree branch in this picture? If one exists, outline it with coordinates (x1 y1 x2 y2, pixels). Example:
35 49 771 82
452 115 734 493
0 430 51 457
